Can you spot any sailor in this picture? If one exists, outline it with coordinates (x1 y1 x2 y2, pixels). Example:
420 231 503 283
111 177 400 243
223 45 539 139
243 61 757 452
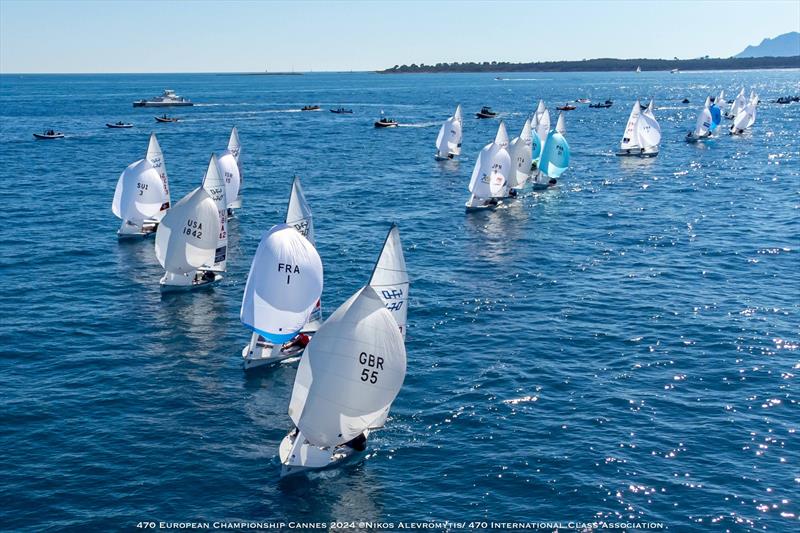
343 432 367 451
548 178 557 188
282 332 311 352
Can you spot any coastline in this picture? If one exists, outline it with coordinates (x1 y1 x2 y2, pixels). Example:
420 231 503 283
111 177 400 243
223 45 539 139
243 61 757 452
378 55 800 74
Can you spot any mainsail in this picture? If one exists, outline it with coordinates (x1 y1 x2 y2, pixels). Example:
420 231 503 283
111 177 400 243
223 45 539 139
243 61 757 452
368 224 409 338
202 155 228 272
217 127 241 210
145 133 170 216
620 100 642 150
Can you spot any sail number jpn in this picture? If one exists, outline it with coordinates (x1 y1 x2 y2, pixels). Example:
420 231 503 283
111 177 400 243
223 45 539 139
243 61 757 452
359 352 384 384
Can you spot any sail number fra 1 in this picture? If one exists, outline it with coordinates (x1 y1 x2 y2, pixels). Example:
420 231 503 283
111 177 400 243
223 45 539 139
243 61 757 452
359 352 384 384
278 262 300 284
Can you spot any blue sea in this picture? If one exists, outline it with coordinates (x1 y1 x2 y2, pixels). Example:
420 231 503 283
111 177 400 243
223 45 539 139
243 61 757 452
0 70 798 532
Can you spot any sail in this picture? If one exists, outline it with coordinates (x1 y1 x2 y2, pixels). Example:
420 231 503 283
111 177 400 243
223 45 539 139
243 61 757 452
507 118 532 189
112 159 169 226
731 105 751 132
240 224 323 343
369 224 409 339
637 103 661 148
288 286 406 448
146 133 170 212
285 176 314 245
539 131 570 178
620 100 642 149
216 143 241 211
535 108 551 154
468 142 510 198
202 154 227 271
730 88 746 117
227 127 243 207
693 101 713 137
494 121 509 149
435 116 462 157
154 187 220 274
706 98 722 133
555 112 566 134
453 104 463 125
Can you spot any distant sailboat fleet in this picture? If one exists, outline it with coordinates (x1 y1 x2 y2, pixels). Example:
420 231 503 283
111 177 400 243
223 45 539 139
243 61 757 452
107 79 764 478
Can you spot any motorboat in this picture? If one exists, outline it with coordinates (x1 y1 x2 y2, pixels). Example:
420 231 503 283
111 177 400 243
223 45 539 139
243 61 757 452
301 105 321 111
106 121 133 128
475 106 497 118
155 115 179 123
330 107 354 114
374 117 398 128
682 98 690 104
556 103 576 111
589 100 613 108
133 89 193 107
33 130 64 139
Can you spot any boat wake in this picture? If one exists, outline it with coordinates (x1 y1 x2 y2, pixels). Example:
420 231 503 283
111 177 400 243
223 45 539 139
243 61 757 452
399 121 439 128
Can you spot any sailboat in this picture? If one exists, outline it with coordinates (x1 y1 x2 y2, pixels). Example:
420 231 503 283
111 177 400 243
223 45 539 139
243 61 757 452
530 100 550 171
112 133 171 238
507 118 533 195
279 227 408 477
729 93 757 135
242 183 322 370
636 66 641 73
616 99 661 157
216 127 242 216
686 97 713 142
726 88 746 119
465 121 511 211
154 154 228 291
434 104 463 161
533 112 570 188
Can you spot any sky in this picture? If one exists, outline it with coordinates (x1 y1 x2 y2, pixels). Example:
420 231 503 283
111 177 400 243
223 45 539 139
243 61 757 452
1 0 798 73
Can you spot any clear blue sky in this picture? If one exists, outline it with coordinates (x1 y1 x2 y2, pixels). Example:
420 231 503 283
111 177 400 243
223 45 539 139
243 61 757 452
1 0 798 73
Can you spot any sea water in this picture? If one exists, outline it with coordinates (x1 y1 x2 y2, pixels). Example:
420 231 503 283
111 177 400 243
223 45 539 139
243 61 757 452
0 70 798 531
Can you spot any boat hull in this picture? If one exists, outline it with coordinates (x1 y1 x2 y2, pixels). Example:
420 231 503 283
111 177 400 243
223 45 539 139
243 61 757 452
279 429 369 478
133 102 193 107
159 272 222 293
615 148 659 158
154 117 179 123
374 122 397 128
475 113 497 119
33 133 64 139
241 341 307 370
106 123 133 128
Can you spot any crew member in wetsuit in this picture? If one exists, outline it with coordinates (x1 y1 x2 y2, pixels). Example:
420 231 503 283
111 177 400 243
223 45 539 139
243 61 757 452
282 332 311 352
343 433 367 451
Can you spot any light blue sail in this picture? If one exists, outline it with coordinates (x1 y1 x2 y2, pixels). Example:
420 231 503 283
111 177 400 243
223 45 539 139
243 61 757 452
709 104 722 131
538 131 570 178
531 132 544 164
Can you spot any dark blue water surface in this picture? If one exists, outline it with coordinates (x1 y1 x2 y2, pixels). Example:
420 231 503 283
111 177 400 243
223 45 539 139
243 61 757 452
1 71 798 532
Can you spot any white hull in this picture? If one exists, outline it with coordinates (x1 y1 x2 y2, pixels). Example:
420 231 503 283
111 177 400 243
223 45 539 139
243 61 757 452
159 272 222 292
241 341 305 370
616 147 659 158
117 220 157 239
279 429 369 478
465 196 503 212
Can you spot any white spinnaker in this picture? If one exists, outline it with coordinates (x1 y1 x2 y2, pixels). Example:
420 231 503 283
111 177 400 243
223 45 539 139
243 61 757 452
637 101 661 148
369 224 409 339
746 96 757 128
468 143 510 198
507 118 532 189
693 100 712 137
155 187 220 274
730 88 746 117
436 117 462 157
288 286 406 448
112 159 169 226
240 224 323 343
202 154 228 272
285 176 314 245
146 133 170 213
732 100 756 132
620 100 642 150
